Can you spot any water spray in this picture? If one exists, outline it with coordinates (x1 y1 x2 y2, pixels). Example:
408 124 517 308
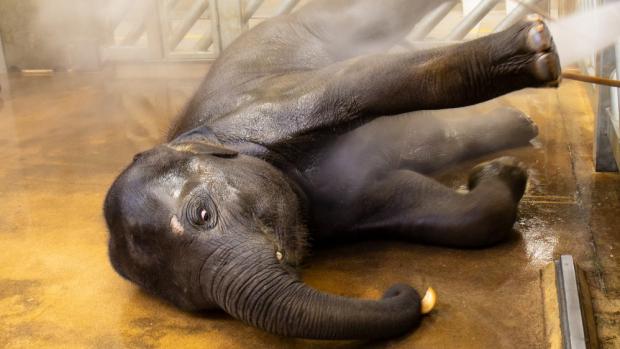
513 0 620 88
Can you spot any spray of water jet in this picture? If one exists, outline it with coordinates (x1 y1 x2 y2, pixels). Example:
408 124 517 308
547 2 620 67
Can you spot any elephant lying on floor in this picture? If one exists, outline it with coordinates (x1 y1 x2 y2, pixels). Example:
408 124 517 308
103 0 560 340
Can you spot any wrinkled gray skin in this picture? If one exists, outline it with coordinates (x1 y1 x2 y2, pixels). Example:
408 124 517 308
104 0 561 340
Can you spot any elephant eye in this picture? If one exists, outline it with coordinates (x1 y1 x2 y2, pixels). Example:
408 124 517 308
186 194 218 229
189 206 215 228
196 208 210 224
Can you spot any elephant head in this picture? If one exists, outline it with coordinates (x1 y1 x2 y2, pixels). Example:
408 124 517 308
103 131 431 339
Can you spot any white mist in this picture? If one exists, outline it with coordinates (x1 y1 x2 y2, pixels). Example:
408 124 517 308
547 2 620 66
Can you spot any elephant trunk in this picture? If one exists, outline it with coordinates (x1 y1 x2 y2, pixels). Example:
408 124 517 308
202 242 424 339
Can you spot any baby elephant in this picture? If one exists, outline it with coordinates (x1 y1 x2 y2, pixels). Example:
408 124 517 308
104 0 560 340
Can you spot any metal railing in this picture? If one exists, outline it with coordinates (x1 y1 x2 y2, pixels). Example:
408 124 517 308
594 0 620 171
0 35 7 74
101 0 302 62
100 0 552 62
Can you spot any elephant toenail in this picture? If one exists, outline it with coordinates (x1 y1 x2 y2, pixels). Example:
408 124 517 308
533 53 559 81
526 13 542 22
535 23 544 33
276 251 284 261
527 26 550 51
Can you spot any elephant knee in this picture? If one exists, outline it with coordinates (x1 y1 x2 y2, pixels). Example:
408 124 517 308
463 204 517 248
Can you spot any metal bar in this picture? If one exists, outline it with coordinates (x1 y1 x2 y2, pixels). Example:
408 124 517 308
103 0 133 45
595 44 620 171
494 0 546 32
167 0 181 11
195 33 214 51
605 106 620 171
243 0 265 22
146 0 164 60
166 51 216 60
197 0 262 51
274 0 301 16
106 0 133 33
120 18 147 46
614 40 620 127
507 0 555 21
447 0 502 40
169 0 210 50
212 0 246 50
119 0 155 46
555 255 587 349
409 1 458 40
101 47 154 61
208 0 221 57
0 35 7 74
157 0 172 59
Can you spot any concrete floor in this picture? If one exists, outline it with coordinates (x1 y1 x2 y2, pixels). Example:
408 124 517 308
0 71 618 349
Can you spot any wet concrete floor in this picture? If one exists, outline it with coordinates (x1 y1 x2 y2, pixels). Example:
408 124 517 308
0 71 618 348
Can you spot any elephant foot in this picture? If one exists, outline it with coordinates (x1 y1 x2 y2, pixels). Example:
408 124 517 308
494 15 562 87
491 107 539 141
525 16 561 86
467 156 528 201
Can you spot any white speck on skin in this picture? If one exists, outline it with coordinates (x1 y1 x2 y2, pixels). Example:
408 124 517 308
170 215 184 236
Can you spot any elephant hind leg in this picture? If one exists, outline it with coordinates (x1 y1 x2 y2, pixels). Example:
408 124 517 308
313 106 538 184
313 158 528 248
398 106 539 173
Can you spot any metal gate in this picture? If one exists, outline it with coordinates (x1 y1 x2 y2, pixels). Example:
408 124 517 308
594 0 620 171
101 0 302 62
100 0 553 63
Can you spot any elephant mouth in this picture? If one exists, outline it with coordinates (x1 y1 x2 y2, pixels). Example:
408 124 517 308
256 226 295 266
272 225 307 266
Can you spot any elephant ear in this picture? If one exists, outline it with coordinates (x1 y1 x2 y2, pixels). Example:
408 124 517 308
169 126 238 158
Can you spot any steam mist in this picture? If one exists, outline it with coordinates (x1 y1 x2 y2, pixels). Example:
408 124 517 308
548 2 620 66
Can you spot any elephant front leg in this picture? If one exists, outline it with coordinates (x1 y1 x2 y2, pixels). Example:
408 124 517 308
314 157 529 248
325 16 560 118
